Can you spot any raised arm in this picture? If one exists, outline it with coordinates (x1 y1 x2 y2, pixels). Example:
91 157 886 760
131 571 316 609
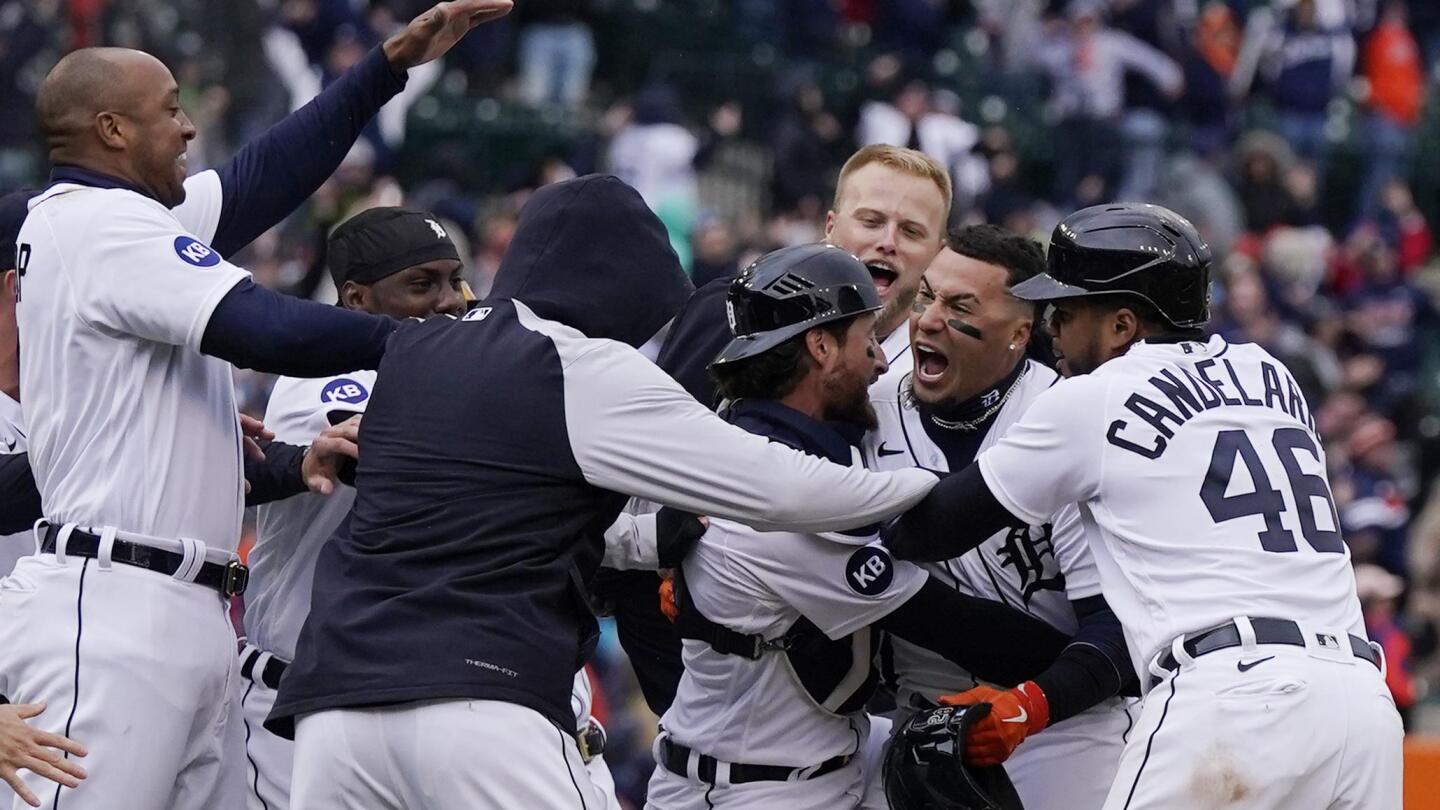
174 0 515 254
566 342 939 533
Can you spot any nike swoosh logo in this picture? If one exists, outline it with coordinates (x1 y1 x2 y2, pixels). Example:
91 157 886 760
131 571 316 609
877 443 905 457
1001 706 1028 724
1237 656 1275 673
1 436 14 452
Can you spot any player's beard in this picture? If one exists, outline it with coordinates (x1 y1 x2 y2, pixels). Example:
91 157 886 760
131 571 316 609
822 365 879 431
876 283 920 339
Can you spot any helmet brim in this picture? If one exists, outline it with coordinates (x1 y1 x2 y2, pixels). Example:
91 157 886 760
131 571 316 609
1008 272 1094 303
710 327 803 366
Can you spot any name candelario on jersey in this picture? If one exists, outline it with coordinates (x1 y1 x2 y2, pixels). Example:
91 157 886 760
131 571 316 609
1106 356 1314 459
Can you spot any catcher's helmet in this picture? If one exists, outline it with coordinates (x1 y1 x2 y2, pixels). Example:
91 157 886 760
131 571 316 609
710 243 881 366
884 704 1025 810
1011 203 1212 329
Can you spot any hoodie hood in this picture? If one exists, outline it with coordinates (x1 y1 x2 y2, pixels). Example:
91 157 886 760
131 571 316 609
655 277 732 408
489 175 693 347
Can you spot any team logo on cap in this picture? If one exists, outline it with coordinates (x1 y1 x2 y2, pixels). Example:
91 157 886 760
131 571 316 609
173 236 220 267
321 378 369 405
426 219 447 239
846 545 894 596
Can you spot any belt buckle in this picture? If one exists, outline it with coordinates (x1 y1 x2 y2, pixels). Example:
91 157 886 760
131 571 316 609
222 560 250 597
577 718 606 763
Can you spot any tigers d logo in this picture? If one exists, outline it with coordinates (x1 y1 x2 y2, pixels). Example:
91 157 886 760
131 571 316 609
846 545 894 596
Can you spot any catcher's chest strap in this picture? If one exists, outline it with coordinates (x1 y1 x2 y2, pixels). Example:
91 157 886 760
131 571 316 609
673 572 797 660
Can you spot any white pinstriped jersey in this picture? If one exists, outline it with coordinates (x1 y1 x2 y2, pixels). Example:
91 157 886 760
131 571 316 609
978 336 1367 686
864 357 1103 702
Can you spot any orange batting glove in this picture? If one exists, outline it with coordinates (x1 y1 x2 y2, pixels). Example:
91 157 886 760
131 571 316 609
938 681 1049 765
658 576 679 622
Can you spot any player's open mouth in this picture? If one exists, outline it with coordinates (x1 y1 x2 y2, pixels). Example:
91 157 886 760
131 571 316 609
867 263 898 295
914 343 949 383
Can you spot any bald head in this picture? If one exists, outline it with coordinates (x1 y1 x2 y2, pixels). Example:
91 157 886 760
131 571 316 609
37 48 171 148
35 47 194 207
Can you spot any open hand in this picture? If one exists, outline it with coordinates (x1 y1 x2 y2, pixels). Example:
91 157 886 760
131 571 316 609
0 702 87 808
302 415 362 496
383 0 514 71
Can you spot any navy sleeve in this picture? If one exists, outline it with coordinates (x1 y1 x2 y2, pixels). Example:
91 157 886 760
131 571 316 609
0 452 42 535
244 441 310 507
876 578 1070 687
209 46 407 256
1032 595 1138 724
200 279 396 376
884 463 1027 562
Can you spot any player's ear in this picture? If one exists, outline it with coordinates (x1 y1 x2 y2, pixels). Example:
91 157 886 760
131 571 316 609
1 269 15 302
95 111 126 150
339 281 368 312
806 326 835 369
1112 307 1141 346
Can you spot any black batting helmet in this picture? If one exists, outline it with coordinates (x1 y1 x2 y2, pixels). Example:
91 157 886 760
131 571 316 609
1011 203 1212 329
711 243 881 366
884 704 1025 810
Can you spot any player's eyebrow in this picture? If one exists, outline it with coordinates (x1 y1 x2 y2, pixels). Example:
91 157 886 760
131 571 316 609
922 279 976 307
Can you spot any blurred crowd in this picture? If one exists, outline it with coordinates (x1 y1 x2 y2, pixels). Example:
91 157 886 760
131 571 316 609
6 0 1440 802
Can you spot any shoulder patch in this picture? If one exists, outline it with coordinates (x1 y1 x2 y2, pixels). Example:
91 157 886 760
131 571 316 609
846 545 895 596
173 236 220 267
320 377 370 406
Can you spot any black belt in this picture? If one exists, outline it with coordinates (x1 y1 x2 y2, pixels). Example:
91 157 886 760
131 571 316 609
1150 617 1379 688
240 647 289 690
40 524 249 597
658 736 850 785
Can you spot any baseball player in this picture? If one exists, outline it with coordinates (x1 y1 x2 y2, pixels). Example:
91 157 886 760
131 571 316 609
824 145 950 371
241 206 624 809
647 244 1068 810
0 191 35 579
267 176 945 810
1 4 512 808
864 224 1136 809
887 204 1403 809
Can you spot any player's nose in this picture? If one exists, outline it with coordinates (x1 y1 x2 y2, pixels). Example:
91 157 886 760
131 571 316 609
178 110 197 140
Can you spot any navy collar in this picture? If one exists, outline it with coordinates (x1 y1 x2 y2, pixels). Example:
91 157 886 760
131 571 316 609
919 357 1026 428
724 399 862 466
48 165 156 202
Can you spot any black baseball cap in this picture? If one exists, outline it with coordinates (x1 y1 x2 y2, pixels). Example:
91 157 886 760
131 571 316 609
327 206 461 288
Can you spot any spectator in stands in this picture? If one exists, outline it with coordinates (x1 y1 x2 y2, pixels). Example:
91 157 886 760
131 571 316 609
1357 563 1420 729
1343 229 1433 409
1236 131 1305 233
856 76 982 219
1358 0 1426 224
689 215 740 287
769 77 845 219
1235 0 1355 179
516 0 595 108
606 84 699 265
1337 415 1412 572
1180 1 1242 155
1037 0 1183 207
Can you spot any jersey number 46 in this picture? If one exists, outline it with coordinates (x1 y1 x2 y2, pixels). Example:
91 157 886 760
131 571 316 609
1200 428 1344 554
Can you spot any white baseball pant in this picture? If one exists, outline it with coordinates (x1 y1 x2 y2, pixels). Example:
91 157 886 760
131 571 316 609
1106 628 1402 809
0 551 245 810
291 698 601 809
